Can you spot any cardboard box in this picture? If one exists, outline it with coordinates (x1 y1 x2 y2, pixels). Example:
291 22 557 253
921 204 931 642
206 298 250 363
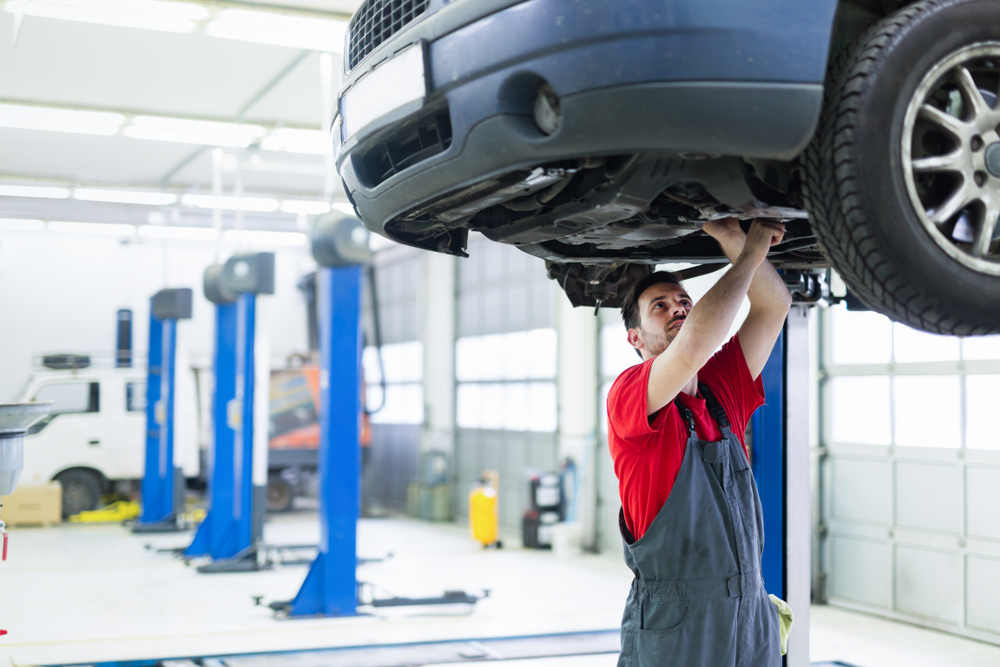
1 482 61 526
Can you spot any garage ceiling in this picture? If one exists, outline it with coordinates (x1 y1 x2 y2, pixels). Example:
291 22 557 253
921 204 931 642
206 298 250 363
0 0 365 234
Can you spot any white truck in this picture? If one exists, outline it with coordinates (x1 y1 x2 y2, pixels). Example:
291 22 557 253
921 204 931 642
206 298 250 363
16 354 199 516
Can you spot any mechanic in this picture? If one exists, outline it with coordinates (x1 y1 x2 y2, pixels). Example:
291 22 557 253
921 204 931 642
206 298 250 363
608 218 792 666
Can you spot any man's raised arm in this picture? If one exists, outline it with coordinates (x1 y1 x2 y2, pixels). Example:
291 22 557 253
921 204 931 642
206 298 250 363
645 221 785 415
703 218 793 380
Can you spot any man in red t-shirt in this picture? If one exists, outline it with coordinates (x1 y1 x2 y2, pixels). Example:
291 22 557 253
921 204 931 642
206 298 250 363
608 218 792 666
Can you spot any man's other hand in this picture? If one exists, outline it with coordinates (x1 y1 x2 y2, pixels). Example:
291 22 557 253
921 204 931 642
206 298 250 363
702 217 746 248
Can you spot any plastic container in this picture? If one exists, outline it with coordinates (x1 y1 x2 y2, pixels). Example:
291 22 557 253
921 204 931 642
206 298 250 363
469 471 499 547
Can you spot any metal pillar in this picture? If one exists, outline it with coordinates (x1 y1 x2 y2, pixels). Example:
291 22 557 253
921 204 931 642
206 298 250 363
135 312 181 531
195 293 266 572
750 306 811 667
185 302 238 559
287 265 362 616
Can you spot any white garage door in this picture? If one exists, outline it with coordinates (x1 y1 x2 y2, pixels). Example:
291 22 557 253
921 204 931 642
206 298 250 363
820 306 1000 645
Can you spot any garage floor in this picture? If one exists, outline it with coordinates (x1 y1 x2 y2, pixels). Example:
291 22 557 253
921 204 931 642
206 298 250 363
1 508 997 667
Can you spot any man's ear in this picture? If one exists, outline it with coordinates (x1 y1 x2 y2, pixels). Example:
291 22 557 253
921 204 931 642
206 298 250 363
627 328 643 352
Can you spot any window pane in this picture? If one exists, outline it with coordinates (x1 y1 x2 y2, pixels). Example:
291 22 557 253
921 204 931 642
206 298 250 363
893 324 960 363
830 308 892 365
362 346 382 385
527 382 557 432
503 382 529 431
828 377 891 445
480 335 504 381
126 382 146 412
526 328 557 379
33 382 93 416
455 337 482 382
966 375 1000 450
380 341 422 383
481 383 505 429
894 376 960 448
503 332 529 380
963 336 1000 361
370 383 423 425
602 324 641 379
456 383 483 429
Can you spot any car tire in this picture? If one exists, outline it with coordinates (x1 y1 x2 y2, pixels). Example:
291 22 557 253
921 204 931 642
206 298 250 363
266 474 294 513
803 0 1000 335
56 469 102 518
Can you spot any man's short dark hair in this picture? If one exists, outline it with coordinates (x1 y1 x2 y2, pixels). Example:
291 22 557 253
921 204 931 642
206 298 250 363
620 270 684 331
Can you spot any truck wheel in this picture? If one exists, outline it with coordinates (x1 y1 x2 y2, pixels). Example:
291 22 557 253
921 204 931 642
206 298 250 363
803 0 1000 335
266 475 294 512
56 470 101 518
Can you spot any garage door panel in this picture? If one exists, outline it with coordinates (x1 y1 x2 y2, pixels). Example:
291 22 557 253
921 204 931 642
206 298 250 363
966 556 1000 634
894 545 963 624
966 467 1000 540
831 536 891 608
895 462 961 534
832 458 890 524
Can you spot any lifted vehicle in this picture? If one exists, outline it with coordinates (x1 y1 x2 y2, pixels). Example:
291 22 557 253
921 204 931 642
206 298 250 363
334 0 1000 335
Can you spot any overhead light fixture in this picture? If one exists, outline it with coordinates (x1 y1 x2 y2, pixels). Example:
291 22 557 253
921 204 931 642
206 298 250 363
7 0 207 32
0 183 71 199
0 102 123 136
206 8 346 52
224 229 306 245
125 116 266 148
0 218 45 230
48 220 136 236
260 128 330 155
331 202 357 216
181 194 279 212
280 200 330 215
138 225 218 240
74 188 178 206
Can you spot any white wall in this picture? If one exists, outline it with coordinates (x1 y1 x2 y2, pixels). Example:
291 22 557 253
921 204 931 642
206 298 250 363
0 229 317 402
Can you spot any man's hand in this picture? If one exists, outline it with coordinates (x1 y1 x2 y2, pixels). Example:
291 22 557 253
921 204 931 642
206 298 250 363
738 220 785 265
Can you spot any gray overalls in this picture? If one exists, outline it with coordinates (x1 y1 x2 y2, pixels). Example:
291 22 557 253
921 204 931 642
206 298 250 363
617 384 780 667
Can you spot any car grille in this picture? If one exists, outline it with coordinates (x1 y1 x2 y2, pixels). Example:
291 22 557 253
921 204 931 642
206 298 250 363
355 108 452 187
348 0 430 71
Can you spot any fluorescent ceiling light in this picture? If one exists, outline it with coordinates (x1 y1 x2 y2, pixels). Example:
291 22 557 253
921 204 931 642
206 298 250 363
0 103 123 136
280 200 330 215
0 218 45 231
74 188 177 206
260 128 330 155
0 183 71 199
206 9 346 52
8 0 206 32
125 116 266 148
138 225 217 240
181 194 279 212
49 220 135 236
224 229 306 245
331 202 356 216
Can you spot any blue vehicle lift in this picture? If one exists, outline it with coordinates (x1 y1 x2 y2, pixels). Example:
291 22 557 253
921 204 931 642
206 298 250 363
134 288 192 533
186 257 274 573
271 213 482 617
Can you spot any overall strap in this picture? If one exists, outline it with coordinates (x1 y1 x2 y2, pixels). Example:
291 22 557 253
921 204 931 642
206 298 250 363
673 395 697 438
698 383 731 430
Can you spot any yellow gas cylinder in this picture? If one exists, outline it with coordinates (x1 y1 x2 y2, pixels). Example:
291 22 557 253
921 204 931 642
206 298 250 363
469 470 500 548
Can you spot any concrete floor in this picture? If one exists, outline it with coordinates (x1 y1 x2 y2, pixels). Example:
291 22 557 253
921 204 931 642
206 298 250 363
0 509 998 667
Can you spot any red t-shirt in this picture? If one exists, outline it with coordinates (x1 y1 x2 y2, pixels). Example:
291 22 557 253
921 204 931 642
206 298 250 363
607 334 765 541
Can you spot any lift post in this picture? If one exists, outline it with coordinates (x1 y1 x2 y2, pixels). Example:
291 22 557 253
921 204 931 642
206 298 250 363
751 304 812 667
134 288 192 533
287 264 363 616
190 256 274 573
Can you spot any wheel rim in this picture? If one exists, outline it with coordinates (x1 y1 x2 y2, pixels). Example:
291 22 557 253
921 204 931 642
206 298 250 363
902 42 1000 276
63 482 92 514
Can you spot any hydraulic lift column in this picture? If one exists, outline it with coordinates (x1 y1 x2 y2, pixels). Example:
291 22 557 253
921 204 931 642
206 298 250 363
286 213 370 616
193 254 274 573
134 288 192 533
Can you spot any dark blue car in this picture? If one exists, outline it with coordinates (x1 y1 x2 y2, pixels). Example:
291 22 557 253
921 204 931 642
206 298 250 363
334 0 1000 335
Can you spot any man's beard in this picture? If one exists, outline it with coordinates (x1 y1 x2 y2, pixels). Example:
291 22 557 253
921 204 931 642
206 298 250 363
640 317 683 357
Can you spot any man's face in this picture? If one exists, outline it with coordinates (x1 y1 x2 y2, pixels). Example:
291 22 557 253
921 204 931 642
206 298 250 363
628 282 693 359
